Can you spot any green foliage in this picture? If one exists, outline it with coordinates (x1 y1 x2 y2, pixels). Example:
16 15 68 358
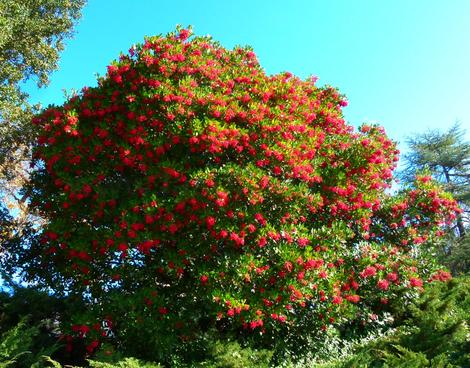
402 123 470 274
402 123 470 207
0 318 37 364
0 204 15 259
20 28 460 364
0 0 85 122
0 318 60 368
199 340 273 368
96 276 470 367
0 278 467 367
398 277 469 363
443 235 470 275
0 287 65 335
328 276 470 368
0 0 86 258
88 357 162 368
0 287 88 367
89 340 271 368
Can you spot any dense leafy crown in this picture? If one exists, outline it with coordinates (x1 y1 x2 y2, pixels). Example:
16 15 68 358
27 28 459 353
0 0 85 246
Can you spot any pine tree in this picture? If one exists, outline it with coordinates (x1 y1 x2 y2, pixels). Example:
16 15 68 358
402 123 470 272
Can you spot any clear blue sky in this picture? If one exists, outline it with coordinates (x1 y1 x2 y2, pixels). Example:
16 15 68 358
27 0 470 157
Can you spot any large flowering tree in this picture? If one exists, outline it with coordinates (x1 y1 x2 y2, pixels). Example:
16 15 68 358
24 28 458 355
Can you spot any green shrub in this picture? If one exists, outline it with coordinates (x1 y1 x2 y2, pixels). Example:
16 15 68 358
0 318 61 368
88 357 162 368
199 340 273 368
330 276 470 368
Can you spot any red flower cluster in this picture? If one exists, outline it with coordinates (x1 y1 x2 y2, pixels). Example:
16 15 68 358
28 28 459 352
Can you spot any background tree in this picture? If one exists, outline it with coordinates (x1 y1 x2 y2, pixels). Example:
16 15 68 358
0 0 85 249
401 123 470 273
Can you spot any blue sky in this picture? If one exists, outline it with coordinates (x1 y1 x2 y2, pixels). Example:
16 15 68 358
27 0 470 158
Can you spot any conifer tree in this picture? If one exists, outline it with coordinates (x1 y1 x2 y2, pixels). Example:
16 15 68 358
402 123 469 273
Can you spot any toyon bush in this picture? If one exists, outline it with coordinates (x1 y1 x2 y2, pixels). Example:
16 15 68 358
24 28 459 357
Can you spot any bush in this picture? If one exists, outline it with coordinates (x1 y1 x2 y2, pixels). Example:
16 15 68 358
0 287 88 367
332 276 470 367
0 318 60 368
16 27 460 362
198 340 273 368
0 278 466 367
88 357 162 368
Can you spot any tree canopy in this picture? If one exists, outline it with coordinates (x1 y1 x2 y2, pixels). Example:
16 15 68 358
402 123 470 208
0 0 85 239
402 124 469 273
10 28 459 360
